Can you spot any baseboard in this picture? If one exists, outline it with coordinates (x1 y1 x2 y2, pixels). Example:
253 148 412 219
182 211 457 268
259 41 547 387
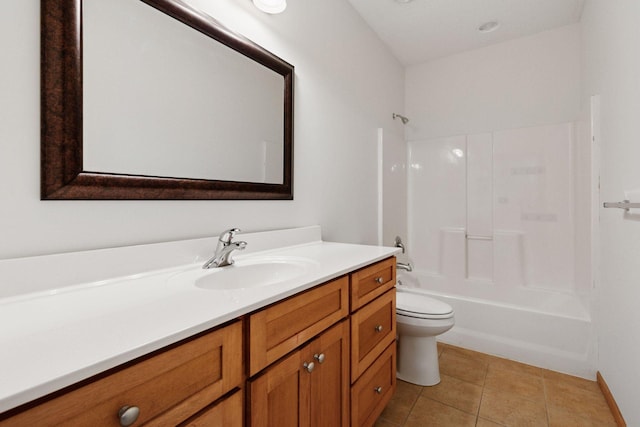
597 371 626 427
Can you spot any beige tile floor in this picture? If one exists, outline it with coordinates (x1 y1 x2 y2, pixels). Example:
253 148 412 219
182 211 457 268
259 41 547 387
376 343 617 427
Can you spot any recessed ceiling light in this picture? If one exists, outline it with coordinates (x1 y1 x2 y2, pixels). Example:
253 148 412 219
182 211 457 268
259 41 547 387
252 0 287 14
478 21 500 33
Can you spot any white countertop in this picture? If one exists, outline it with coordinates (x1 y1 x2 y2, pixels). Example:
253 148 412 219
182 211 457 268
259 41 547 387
0 228 398 413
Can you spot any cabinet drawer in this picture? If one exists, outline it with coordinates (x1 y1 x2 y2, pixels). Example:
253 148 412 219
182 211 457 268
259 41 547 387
1 321 243 427
350 257 396 311
180 389 243 427
248 275 349 376
351 289 396 382
350 342 396 427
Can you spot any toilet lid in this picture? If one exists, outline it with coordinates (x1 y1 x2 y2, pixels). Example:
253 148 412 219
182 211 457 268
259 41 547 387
396 291 454 318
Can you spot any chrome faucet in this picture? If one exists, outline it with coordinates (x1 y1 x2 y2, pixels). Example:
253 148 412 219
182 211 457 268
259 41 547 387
394 236 405 254
202 228 247 269
397 262 413 272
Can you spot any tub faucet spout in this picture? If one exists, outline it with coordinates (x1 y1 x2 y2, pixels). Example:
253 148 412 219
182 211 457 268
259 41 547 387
397 262 413 272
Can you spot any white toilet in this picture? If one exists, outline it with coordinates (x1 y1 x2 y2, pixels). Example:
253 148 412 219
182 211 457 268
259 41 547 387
396 289 455 386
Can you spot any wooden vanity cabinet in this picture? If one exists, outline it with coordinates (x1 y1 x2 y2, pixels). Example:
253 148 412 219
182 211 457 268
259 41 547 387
248 256 397 427
349 258 397 427
0 320 244 427
248 320 350 427
1 256 397 427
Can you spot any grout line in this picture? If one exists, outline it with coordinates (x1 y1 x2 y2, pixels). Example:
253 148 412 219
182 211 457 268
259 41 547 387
418 392 479 416
474 359 490 425
400 386 423 426
474 388 485 426
542 374 551 426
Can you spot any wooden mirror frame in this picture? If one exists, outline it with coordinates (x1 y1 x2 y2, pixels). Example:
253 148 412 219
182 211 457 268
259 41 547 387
41 0 294 200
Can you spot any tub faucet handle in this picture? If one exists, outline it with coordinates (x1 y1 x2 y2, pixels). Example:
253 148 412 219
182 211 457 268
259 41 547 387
394 236 405 253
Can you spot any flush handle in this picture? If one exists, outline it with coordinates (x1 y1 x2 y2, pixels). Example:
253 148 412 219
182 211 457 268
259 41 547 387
118 406 140 427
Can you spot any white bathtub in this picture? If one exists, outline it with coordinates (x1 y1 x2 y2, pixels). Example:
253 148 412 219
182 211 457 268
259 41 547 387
398 271 596 379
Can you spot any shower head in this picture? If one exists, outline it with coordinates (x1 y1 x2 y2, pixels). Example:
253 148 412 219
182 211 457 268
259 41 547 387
392 113 409 124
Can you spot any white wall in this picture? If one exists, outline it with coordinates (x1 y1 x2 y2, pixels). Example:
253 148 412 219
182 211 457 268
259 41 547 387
405 24 582 140
0 0 404 260
582 1 640 424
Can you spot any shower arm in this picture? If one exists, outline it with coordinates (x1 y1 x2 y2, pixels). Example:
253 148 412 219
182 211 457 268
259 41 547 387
392 113 409 124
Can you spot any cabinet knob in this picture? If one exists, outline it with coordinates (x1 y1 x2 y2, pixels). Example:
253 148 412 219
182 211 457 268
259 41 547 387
375 277 384 284
118 405 140 427
303 361 315 373
374 325 383 333
313 353 325 364
374 386 383 394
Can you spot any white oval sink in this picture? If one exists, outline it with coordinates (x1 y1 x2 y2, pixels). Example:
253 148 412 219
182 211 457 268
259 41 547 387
168 256 317 291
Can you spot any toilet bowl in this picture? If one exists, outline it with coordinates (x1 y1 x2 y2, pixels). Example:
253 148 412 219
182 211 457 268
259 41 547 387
396 289 455 386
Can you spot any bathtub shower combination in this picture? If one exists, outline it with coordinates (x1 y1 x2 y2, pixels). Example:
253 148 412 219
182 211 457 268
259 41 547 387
404 121 595 378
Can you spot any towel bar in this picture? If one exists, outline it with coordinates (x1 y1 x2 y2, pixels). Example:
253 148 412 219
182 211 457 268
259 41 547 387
603 200 640 211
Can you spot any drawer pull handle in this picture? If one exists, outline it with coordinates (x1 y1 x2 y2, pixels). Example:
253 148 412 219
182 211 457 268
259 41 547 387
303 361 315 373
375 277 384 284
375 325 384 333
118 406 140 427
374 386 383 394
314 353 325 364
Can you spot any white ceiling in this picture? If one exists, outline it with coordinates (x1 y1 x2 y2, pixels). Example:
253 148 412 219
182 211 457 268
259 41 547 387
347 0 585 66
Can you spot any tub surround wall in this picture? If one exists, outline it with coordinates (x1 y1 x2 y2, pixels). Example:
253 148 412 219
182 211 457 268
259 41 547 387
403 21 595 380
406 121 595 378
408 122 581 292
0 0 403 260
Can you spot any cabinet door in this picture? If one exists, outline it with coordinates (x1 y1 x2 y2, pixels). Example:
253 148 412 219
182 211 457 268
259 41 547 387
305 320 350 427
249 321 350 427
249 347 311 427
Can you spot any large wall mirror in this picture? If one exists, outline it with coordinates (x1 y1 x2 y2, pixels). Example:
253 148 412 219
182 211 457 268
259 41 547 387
41 0 294 199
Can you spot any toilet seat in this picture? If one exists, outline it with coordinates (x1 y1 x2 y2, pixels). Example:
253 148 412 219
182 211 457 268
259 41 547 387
396 291 454 320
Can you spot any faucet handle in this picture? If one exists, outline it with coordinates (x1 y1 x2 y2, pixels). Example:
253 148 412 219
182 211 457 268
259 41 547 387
219 228 241 244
